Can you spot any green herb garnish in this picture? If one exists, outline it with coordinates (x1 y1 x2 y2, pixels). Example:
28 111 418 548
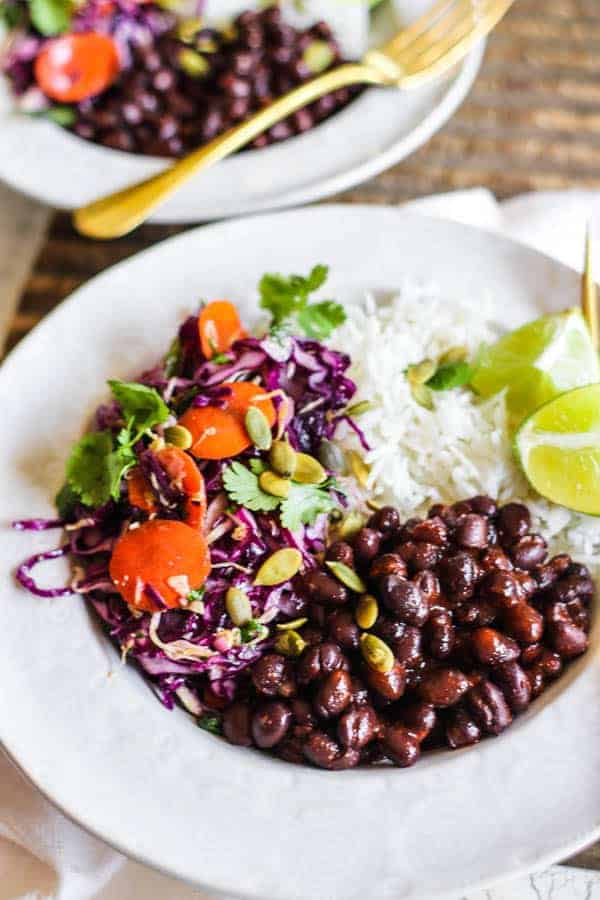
279 482 338 531
259 264 345 340
427 361 473 391
45 105 76 126
197 714 222 735
222 462 281 513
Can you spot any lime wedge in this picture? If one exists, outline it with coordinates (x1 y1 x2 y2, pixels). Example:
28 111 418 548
515 383 600 515
471 308 600 426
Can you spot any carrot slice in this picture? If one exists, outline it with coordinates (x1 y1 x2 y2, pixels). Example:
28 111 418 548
109 519 210 612
34 34 120 103
199 301 247 359
179 381 276 460
127 447 207 528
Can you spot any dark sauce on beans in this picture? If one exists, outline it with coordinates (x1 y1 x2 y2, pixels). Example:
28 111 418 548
69 8 360 158
215 496 593 770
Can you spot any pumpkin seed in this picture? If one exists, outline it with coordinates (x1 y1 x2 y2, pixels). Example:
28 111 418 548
325 560 367 593
225 587 253 626
347 450 370 487
269 440 297 478
293 452 327 485
438 345 468 365
245 406 273 451
338 511 366 539
177 17 202 42
259 470 291 498
179 48 210 78
254 548 303 586
149 436 166 453
360 633 394 673
410 382 434 410
346 400 376 417
407 359 437 385
276 617 308 631
366 498 382 512
355 594 378 630
303 39 334 74
318 439 346 474
275 629 307 657
164 424 193 450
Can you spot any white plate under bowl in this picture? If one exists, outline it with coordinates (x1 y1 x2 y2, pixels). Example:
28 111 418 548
1 206 598 900
0 0 484 222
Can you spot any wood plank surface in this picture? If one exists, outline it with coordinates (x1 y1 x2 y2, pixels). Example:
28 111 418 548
4 0 600 870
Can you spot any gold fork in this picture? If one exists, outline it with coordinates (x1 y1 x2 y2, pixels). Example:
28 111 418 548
582 223 599 350
74 0 515 240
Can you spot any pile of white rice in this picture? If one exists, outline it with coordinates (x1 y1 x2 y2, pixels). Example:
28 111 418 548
335 279 600 562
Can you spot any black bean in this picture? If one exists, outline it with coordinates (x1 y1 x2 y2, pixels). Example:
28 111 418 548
446 708 482 749
498 502 531 539
326 540 354 568
418 667 469 707
223 702 252 746
314 669 353 718
297 641 344 684
467 679 512 735
303 731 360 770
439 551 480 602
380 575 429 626
502 602 544 644
510 534 547 569
370 553 407 581
153 68 176 92
401 702 436 741
300 569 348 606
337 704 378 749
363 661 406 701
353 528 382 565
251 701 291 748
547 620 589 658
469 495 498 517
327 609 360 650
251 653 296 697
368 505 400 536
425 609 455 659
455 514 489 549
381 724 420 767
470 627 520 666
492 661 531 712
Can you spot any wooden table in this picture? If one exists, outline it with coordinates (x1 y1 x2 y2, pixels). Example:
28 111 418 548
5 0 600 872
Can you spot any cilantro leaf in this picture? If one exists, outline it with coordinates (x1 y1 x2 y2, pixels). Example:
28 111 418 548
222 462 281 512
108 380 169 433
55 482 79 519
297 300 346 341
280 483 338 532
427 361 473 391
197 714 222 735
29 0 72 35
65 431 115 508
248 458 268 475
259 264 345 339
45 105 76 127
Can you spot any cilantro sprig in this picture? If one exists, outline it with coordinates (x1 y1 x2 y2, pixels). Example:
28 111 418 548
59 381 169 510
259 264 346 340
222 460 339 532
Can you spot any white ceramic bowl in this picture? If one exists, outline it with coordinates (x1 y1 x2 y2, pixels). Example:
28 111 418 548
2 206 598 900
0 0 484 221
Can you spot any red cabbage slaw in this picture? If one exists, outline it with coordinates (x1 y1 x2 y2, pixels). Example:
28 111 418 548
13 310 362 715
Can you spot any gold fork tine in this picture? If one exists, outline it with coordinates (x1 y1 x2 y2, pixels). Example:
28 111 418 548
384 0 460 52
384 0 474 60
401 0 514 86
582 223 599 351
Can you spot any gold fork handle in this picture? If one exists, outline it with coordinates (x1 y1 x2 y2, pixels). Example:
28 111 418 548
74 62 384 240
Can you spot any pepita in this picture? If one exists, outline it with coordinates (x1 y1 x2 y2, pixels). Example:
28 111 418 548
346 400 376 417
259 470 291 498
438 345 468 365
276 617 308 631
303 39 334 74
178 48 210 78
325 560 367 593
355 594 378 630
254 548 303 586
269 440 297 478
275 629 307 657
338 511 365 539
360 633 394 673
410 382 434 410
149 436 166 453
407 359 437 385
293 452 327 485
347 450 370 487
164 424 193 450
177 17 201 42
366 498 383 512
245 406 273 451
318 439 346 474
225 587 253 626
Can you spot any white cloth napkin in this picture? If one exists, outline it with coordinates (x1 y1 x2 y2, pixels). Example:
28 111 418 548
2 186 600 900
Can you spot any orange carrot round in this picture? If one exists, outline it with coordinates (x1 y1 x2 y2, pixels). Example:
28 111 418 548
35 34 120 103
109 519 210 612
198 301 247 359
127 447 207 528
179 381 276 460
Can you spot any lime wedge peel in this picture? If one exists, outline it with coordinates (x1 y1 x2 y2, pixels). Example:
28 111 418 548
515 384 600 517
471 308 600 427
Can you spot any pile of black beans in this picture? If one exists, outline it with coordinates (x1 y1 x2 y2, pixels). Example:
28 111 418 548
219 496 593 770
71 6 358 157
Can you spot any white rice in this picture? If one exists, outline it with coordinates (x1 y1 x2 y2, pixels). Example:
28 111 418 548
335 279 600 562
